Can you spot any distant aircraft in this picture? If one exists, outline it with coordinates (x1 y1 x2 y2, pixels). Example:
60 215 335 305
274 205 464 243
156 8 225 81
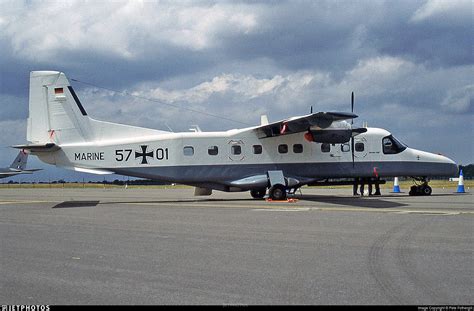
15 71 457 199
0 150 41 179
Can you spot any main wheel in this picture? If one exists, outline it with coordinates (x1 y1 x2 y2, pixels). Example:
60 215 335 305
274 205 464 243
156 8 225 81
250 188 266 199
269 184 287 200
422 185 432 196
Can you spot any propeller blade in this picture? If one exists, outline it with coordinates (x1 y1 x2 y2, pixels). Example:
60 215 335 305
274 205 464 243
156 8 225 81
351 136 355 168
351 92 354 125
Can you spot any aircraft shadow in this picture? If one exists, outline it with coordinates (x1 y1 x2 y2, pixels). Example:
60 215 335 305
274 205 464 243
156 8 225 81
99 198 253 205
52 200 100 209
295 195 407 209
97 196 406 209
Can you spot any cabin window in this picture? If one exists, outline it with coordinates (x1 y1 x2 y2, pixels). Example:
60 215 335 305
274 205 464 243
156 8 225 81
355 142 365 152
321 143 330 153
382 135 407 154
208 146 218 156
253 145 262 154
341 143 350 152
231 145 241 155
183 146 194 156
278 144 288 154
293 144 303 153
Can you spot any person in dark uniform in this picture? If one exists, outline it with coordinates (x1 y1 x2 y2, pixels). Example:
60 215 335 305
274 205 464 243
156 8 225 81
374 177 381 195
359 178 365 196
367 178 373 196
353 177 360 195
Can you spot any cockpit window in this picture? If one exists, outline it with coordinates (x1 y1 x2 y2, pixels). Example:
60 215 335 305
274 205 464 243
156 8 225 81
382 135 407 154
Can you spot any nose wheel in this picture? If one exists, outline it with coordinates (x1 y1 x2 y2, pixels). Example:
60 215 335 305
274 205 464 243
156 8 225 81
409 177 432 196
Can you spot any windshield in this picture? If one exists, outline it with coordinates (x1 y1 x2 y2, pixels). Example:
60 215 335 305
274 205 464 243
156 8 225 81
382 135 407 154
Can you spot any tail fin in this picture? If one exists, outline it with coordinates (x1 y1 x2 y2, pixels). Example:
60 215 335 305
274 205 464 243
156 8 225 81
27 71 92 144
27 71 166 145
10 151 28 170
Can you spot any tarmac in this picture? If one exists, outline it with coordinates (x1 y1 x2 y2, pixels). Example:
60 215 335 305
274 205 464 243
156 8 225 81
0 187 472 305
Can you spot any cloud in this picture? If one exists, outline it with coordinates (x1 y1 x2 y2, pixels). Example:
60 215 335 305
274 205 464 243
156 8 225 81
411 0 471 22
440 85 474 113
74 55 472 134
1 1 259 61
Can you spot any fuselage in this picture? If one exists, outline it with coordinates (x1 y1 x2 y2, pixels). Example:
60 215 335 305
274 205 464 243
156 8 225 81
35 126 457 191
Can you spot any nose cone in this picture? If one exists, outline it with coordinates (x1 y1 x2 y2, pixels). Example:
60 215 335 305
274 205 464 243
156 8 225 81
408 149 458 177
438 155 459 177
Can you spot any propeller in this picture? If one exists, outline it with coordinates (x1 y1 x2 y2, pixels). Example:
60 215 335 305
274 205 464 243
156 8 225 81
351 92 354 124
351 92 355 168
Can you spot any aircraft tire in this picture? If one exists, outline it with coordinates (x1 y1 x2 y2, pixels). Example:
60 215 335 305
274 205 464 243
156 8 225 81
250 188 266 199
422 185 432 196
269 184 287 200
409 185 432 196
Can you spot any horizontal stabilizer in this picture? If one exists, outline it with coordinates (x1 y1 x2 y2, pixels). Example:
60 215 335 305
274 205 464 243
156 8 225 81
0 170 37 175
12 143 60 152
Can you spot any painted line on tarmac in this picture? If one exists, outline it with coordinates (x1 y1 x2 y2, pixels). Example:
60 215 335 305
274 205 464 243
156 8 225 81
393 210 461 216
117 201 473 216
0 200 58 205
253 207 311 212
3 199 472 216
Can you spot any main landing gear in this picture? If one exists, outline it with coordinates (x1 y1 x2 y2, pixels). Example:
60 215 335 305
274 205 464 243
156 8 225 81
250 188 267 199
268 184 287 200
250 185 300 200
409 177 432 196
250 186 287 200
249 170 299 200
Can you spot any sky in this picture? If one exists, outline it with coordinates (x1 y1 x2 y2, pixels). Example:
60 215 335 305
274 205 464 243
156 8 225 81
0 0 472 182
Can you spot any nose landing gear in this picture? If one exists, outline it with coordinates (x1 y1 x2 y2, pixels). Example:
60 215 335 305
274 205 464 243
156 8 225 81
409 177 432 196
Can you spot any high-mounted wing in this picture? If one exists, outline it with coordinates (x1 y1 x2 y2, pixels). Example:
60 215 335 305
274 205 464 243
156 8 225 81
254 112 357 138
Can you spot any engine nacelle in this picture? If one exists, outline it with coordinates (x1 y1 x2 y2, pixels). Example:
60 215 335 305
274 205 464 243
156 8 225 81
308 129 353 144
304 120 367 144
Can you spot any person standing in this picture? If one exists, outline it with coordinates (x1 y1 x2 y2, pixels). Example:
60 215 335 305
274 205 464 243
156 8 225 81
359 178 365 196
374 177 381 195
367 178 373 196
353 177 360 195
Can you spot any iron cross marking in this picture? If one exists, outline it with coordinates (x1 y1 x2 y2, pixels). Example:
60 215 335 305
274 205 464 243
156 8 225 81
135 145 154 164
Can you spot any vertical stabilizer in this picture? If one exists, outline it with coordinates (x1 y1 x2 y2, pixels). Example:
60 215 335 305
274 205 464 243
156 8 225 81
9 151 28 170
26 71 166 145
27 71 92 144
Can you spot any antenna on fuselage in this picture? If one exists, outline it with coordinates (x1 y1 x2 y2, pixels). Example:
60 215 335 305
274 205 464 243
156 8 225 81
164 123 174 132
189 125 202 132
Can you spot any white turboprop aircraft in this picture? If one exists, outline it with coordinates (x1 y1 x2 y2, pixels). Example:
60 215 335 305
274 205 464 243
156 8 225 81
14 71 457 199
